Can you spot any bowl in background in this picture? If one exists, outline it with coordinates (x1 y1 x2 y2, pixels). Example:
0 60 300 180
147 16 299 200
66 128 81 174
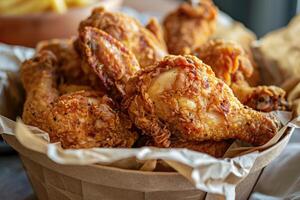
0 0 123 47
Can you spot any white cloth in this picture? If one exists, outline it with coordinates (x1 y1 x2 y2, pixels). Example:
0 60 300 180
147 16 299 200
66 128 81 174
250 130 300 200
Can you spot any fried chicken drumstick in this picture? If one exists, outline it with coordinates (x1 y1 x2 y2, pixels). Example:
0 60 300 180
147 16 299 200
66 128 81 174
124 55 278 147
163 0 218 55
21 51 137 149
193 39 288 112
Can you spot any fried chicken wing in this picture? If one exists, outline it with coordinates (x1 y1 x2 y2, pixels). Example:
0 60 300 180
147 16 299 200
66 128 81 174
193 39 288 112
21 51 137 148
78 7 167 68
123 55 278 147
163 0 217 55
79 26 140 98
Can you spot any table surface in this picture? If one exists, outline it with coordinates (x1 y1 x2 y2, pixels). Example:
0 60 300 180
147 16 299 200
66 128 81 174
0 150 36 200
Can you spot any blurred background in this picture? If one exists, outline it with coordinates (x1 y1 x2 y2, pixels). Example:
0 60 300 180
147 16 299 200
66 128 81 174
213 0 298 37
0 0 299 47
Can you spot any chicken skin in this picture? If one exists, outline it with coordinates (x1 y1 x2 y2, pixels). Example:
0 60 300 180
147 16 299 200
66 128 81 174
21 51 59 136
163 0 218 55
193 39 287 112
79 27 141 99
145 18 167 51
123 55 278 147
36 39 102 90
78 7 167 68
21 51 137 148
193 39 253 86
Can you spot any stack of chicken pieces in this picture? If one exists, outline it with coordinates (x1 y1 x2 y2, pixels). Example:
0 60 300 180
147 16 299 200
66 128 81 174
21 0 288 158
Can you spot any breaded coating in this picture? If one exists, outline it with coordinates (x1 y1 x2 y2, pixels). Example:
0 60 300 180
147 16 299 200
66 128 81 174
21 51 59 140
194 39 253 85
21 52 137 148
194 39 288 112
163 0 217 55
37 39 101 89
145 18 167 51
123 55 278 147
170 140 232 158
78 7 167 68
232 85 287 112
49 91 137 148
79 27 140 98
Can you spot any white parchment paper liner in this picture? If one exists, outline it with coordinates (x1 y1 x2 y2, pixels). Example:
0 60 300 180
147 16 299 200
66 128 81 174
0 42 299 200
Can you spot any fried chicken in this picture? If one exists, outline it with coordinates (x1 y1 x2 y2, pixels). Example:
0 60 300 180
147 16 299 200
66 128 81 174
21 51 59 137
79 27 141 99
21 51 137 148
36 39 102 89
231 84 287 112
194 39 253 86
163 0 217 55
193 39 288 112
123 55 278 147
78 7 167 68
49 91 137 148
145 18 167 50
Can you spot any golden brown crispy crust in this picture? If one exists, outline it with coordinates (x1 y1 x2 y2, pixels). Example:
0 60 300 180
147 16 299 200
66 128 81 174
21 51 59 140
194 39 288 112
145 18 167 51
163 1 217 55
36 39 104 90
49 91 137 148
232 84 288 112
21 51 138 148
79 7 166 68
123 55 278 147
193 39 253 85
79 27 140 98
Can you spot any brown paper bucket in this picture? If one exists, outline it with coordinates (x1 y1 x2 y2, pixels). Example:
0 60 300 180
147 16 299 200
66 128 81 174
2 129 292 200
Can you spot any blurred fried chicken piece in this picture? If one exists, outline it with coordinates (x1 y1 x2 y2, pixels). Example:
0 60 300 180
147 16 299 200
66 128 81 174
123 55 278 147
231 84 287 112
79 27 141 98
163 0 217 55
194 39 288 112
145 18 167 50
36 39 102 89
78 7 167 68
194 39 253 85
21 51 137 148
